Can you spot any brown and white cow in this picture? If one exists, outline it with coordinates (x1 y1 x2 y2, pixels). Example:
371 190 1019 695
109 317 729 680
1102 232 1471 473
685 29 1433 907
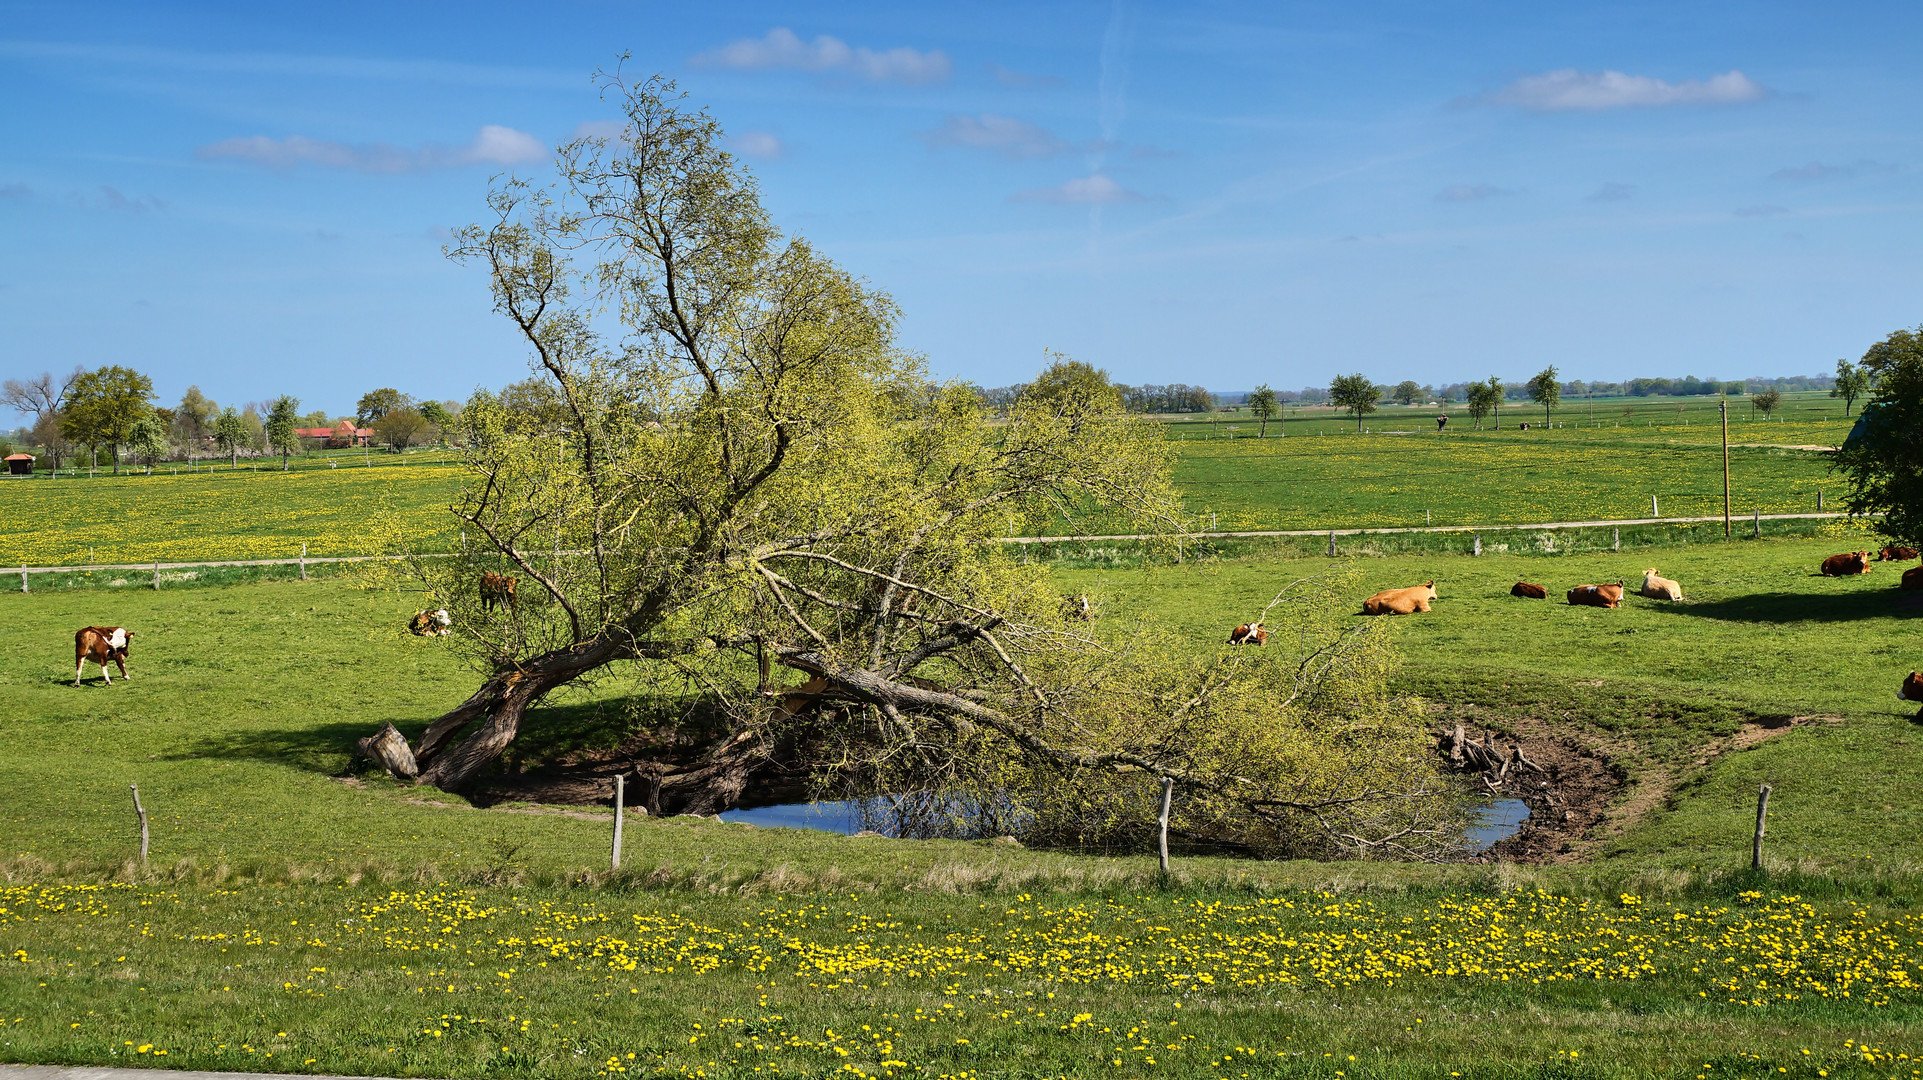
1567 582 1625 608
1820 551 1872 576
1363 582 1437 616
74 626 133 686
408 609 452 636
1878 545 1920 562
1899 671 1923 719
480 572 518 612
1510 581 1547 599
1227 622 1268 646
1903 566 1923 591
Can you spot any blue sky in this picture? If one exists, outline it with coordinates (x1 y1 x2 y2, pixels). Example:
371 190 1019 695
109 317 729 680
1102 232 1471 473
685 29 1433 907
5 1 1923 416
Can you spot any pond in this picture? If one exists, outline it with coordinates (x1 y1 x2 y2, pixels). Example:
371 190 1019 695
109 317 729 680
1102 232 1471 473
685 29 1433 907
721 797 1533 852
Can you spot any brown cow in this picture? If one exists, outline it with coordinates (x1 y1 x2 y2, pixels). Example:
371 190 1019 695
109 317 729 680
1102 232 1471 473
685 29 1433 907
1363 582 1437 616
1820 552 1872 576
1878 545 1920 561
1567 582 1625 608
1510 581 1547 599
74 626 133 686
1902 566 1923 591
1900 671 1923 719
1227 622 1268 645
480 572 518 612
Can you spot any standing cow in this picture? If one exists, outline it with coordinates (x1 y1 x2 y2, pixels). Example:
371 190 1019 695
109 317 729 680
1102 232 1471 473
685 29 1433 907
74 626 133 686
480 572 519 612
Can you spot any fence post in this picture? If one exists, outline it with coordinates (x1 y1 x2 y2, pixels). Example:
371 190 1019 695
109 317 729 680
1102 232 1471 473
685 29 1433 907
1817 490 1823 511
1651 495 1659 518
1157 776 1174 874
1753 509 1760 538
1426 509 1431 526
130 784 149 865
1472 533 1481 557
152 562 160 590
299 544 307 581
20 567 28 593
611 773 625 870
1613 527 1620 552
1327 531 1336 557
1751 784 1772 870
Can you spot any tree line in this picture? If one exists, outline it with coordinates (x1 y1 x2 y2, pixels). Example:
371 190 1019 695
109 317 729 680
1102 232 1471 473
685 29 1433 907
0 369 464 473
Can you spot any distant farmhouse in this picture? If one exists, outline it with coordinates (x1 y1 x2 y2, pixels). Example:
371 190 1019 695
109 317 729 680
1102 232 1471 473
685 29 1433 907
295 421 375 448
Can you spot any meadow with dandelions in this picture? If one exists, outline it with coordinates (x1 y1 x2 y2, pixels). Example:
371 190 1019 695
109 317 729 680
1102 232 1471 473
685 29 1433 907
3 882 1920 1078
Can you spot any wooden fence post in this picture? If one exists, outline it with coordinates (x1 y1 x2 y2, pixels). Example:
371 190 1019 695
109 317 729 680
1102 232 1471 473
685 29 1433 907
1157 777 1174 874
1817 490 1823 511
1652 495 1659 518
1752 784 1772 870
1472 533 1481 557
152 562 160 590
1613 527 1620 552
130 784 149 865
1753 509 1760 538
19 568 27 594
299 544 307 581
1327 531 1336 557
611 774 625 870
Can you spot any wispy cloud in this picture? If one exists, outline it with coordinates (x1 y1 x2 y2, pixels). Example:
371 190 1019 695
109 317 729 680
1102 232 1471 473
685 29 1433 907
1011 174 1144 204
693 28 950 85
1734 204 1789 218
728 131 786 159
94 186 165 212
1586 181 1636 202
988 63 1063 89
1436 184 1512 203
921 114 1068 159
1770 160 1894 182
197 125 545 173
1478 69 1767 111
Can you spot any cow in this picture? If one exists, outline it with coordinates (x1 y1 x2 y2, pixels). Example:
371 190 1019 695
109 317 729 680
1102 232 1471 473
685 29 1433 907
408 609 452 636
1878 545 1920 562
1638 568 1683 602
1227 622 1268 646
1363 582 1437 616
1820 552 1872 577
1510 581 1547 599
1064 594 1095 622
1567 582 1625 608
74 626 133 686
1900 671 1923 719
1436 415 1449 432
1902 566 1923 591
480 572 518 612
1518 422 1530 431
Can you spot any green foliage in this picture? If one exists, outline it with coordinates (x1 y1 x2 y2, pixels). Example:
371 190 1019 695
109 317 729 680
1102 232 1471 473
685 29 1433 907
1750 386 1782 417
1527 365 1561 424
1020 354 1122 411
174 385 217 440
371 407 429 451
357 387 412 426
1832 325 1923 547
265 394 301 466
125 409 169 466
1247 384 1279 437
211 406 248 464
1464 377 1501 428
1390 379 1424 405
1328 372 1378 429
61 365 155 473
1831 356 1871 416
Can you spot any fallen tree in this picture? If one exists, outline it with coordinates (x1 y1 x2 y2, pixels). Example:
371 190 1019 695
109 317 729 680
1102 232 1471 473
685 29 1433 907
364 69 1466 859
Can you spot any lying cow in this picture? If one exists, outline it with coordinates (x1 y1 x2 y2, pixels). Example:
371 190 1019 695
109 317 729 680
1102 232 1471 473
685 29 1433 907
1567 582 1624 608
1901 672 1923 719
74 626 133 686
1904 566 1923 591
1363 582 1437 616
1227 622 1268 646
1063 594 1095 622
1638 568 1683 601
480 571 518 612
1820 551 1872 576
1510 581 1547 599
408 609 452 636
1878 545 1920 561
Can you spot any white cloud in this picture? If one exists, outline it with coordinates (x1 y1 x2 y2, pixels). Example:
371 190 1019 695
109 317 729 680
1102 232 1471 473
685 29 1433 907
1585 181 1636 202
921 114 1068 159
694 27 950 85
1436 184 1512 203
1010 174 1144 204
1482 69 1767 111
197 125 546 173
729 131 786 159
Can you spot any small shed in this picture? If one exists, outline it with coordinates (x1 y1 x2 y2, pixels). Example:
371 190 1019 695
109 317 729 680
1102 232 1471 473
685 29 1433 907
5 453 34 476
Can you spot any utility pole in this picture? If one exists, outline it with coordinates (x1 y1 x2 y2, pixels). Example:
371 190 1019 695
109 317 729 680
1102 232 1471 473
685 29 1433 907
1721 397 1732 538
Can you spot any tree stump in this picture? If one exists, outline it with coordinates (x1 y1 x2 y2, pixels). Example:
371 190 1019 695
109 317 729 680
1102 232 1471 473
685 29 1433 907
356 721 419 780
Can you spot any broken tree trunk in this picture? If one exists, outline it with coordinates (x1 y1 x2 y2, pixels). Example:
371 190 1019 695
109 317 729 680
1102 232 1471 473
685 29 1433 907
356 721 419 780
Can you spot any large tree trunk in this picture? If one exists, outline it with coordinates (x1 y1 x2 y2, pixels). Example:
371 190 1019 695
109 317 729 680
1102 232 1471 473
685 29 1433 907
411 638 628 790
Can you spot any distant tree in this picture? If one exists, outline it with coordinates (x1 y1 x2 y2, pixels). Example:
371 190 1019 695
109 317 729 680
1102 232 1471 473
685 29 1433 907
30 410 74 471
1833 325 1923 548
298 409 331 429
356 387 413 426
212 406 248 466
1464 377 1501 430
1832 358 1871 416
175 385 218 442
419 399 452 428
372 407 429 452
1750 387 1782 418
2 368 83 429
63 366 156 474
126 410 170 467
1526 366 1560 427
1390 380 1424 406
1247 384 1279 437
266 395 301 469
1019 355 1121 411
239 406 266 452
1328 373 1379 431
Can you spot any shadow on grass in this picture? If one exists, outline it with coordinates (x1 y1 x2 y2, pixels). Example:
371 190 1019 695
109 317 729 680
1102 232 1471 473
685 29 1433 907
1653 588 1923 624
162 718 418 772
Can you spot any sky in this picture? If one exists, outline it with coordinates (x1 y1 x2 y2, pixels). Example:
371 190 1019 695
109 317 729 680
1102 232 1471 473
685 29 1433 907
5 1 1923 417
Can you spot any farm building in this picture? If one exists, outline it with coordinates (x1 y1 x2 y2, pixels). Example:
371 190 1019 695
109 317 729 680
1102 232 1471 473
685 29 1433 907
295 423 374 448
5 453 34 475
